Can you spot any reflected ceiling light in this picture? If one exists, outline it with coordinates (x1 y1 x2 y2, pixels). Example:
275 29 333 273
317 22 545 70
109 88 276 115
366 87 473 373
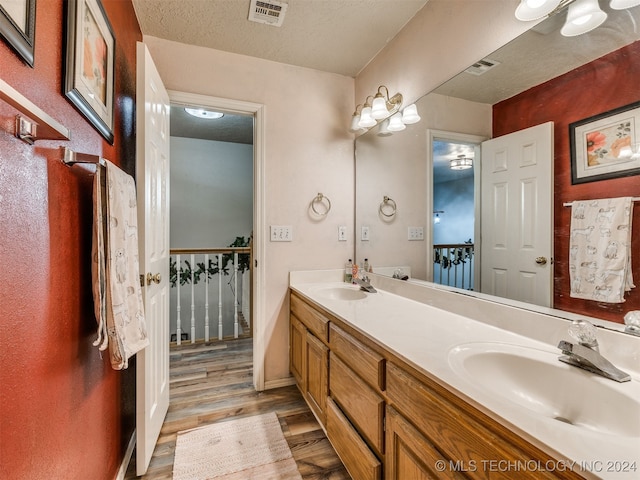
561 0 607 36
350 85 419 134
185 107 224 119
377 118 393 136
450 154 473 170
387 112 406 132
610 0 640 8
433 210 444 224
515 0 562 21
402 104 421 124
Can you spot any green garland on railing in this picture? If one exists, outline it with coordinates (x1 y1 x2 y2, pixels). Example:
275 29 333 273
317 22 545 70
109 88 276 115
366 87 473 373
169 236 250 288
434 239 474 270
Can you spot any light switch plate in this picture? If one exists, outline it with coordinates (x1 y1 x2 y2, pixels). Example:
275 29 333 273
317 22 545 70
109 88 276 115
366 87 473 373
408 226 424 241
338 226 347 241
270 225 292 242
361 226 370 241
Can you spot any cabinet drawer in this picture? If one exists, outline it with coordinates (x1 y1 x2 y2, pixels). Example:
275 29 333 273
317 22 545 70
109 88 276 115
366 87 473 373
330 352 384 456
387 363 566 480
326 397 381 480
291 293 329 341
330 323 385 391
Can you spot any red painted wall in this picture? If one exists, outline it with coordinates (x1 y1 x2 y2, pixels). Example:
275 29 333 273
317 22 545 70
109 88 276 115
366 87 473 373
0 1 141 478
493 41 640 324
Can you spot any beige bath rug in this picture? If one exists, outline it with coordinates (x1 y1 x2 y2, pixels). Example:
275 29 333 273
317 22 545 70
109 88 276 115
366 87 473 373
173 412 302 480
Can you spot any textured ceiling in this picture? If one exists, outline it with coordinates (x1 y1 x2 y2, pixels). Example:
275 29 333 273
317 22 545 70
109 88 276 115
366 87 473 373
132 0 428 77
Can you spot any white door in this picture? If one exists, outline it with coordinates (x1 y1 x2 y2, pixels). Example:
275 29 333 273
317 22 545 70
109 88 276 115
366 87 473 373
480 122 553 307
136 42 171 475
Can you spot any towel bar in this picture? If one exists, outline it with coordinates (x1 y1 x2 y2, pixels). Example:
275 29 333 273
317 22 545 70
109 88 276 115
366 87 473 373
60 146 106 167
563 198 639 206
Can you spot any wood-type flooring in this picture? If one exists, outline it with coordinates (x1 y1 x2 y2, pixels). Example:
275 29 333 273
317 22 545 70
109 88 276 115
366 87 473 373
124 337 349 479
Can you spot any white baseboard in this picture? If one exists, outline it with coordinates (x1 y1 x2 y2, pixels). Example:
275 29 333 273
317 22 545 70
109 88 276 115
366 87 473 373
264 376 296 390
115 430 136 480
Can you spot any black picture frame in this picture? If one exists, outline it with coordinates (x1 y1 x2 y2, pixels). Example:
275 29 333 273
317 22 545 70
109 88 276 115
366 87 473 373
0 0 36 67
570 101 640 185
63 0 115 144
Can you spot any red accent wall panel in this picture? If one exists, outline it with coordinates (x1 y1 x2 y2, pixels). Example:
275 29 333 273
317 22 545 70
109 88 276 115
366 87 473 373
0 1 141 478
493 41 640 323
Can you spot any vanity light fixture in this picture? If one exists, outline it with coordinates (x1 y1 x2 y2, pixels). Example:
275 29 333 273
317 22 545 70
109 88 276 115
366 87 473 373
515 0 639 37
450 154 473 170
561 0 607 36
350 85 420 133
377 118 393 136
184 107 224 119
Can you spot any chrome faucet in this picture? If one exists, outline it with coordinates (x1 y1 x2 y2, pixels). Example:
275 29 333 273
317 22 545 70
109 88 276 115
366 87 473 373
557 320 630 383
354 276 376 293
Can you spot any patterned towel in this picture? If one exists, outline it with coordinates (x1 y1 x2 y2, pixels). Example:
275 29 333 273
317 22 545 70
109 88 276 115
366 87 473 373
92 161 149 369
569 197 634 303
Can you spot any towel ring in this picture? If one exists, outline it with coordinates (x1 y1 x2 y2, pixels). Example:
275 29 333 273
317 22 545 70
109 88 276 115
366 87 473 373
311 193 331 216
379 196 397 217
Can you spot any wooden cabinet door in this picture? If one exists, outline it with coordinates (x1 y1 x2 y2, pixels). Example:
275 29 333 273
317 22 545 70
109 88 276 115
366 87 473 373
305 331 328 424
290 314 306 389
386 406 466 480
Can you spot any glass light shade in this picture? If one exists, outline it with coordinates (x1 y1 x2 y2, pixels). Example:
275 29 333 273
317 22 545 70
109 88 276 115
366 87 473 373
387 112 406 132
371 95 389 119
515 0 561 21
610 0 640 9
377 119 393 136
433 213 441 224
185 107 224 119
349 113 363 133
402 104 421 124
450 156 473 170
561 0 607 37
358 106 377 128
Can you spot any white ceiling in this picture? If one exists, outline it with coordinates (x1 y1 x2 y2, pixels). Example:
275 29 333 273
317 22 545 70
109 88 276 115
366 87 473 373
131 0 428 77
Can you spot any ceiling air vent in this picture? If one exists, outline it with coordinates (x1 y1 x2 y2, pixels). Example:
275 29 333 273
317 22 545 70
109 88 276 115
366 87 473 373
464 58 501 76
248 0 288 27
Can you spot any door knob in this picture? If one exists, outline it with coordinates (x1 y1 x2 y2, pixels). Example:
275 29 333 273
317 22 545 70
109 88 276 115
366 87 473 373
535 257 547 265
146 272 162 285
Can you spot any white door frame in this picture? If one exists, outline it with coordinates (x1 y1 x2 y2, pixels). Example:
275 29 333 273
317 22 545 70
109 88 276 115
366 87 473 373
426 129 487 286
167 90 266 391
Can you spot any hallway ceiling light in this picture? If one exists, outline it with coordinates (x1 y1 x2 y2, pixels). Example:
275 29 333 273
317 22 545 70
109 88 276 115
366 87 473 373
450 155 473 170
185 107 224 119
350 85 420 134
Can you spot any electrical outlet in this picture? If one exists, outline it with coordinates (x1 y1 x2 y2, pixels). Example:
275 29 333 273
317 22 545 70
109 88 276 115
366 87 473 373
270 225 292 242
338 226 347 241
408 226 424 241
361 226 370 241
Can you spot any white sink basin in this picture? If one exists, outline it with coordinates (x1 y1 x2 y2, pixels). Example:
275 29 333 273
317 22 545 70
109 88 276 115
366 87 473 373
310 285 368 301
448 342 640 438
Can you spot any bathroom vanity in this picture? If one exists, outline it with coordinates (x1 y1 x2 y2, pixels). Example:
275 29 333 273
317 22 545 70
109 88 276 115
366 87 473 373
289 270 640 480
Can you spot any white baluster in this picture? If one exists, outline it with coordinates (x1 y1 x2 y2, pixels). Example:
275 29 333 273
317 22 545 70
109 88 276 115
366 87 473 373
190 253 196 343
176 254 182 346
204 253 210 342
218 253 223 340
233 252 239 338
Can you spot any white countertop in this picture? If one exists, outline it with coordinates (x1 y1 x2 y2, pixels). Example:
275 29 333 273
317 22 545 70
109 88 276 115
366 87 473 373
290 271 640 480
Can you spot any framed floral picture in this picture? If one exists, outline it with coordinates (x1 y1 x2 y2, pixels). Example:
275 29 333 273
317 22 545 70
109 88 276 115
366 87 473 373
570 101 640 184
0 0 36 67
64 0 114 144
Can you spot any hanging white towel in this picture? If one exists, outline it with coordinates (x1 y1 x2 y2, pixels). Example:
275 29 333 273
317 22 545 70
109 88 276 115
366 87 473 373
92 160 149 369
569 197 634 303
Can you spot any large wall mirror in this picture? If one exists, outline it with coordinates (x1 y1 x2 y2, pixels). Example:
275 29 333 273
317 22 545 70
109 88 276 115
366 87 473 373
355 3 640 328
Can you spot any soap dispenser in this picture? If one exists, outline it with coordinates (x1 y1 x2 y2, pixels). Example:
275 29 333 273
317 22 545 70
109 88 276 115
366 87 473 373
344 259 353 283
